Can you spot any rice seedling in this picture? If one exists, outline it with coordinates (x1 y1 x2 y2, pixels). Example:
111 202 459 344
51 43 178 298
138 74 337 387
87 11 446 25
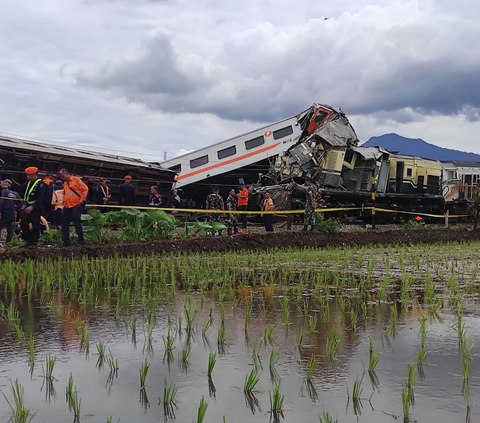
407 361 415 405
325 329 340 359
139 359 150 390
202 318 212 337
184 303 194 333
243 368 261 394
195 396 208 423
163 327 175 352
263 324 275 343
368 352 379 372
269 349 279 369
217 326 228 345
308 314 318 334
159 377 178 416
96 341 106 359
417 347 426 366
66 373 74 400
80 322 89 351
42 354 56 380
306 355 318 382
402 380 410 422
280 296 289 324
219 304 226 326
68 388 81 420
298 328 304 350
179 345 190 370
2 379 36 423
28 334 35 367
207 352 216 377
368 334 374 355
245 295 253 329
269 381 284 418
350 309 358 331
351 376 363 401
319 411 338 423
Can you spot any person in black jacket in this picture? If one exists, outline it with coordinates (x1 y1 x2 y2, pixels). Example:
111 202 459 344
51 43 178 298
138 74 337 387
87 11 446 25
20 166 46 248
119 175 136 206
95 179 111 205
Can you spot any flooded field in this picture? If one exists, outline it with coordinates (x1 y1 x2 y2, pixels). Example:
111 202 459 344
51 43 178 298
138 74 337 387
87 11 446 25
1 240 479 423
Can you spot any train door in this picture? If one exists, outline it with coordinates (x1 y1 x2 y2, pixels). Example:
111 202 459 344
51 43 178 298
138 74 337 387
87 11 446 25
377 161 390 193
417 175 424 193
395 161 404 193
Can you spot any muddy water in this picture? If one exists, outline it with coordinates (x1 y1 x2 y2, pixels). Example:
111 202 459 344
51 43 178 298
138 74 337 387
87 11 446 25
0 291 479 423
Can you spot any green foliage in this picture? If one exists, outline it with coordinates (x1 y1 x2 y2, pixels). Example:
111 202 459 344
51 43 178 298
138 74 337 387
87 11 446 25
38 229 62 246
2 380 36 423
315 213 342 233
188 221 227 236
404 219 424 230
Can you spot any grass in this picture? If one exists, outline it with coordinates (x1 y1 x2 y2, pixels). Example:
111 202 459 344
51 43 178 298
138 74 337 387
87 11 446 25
269 349 279 368
325 329 340 358
217 326 228 346
195 396 208 423
306 355 318 382
319 411 338 423
42 354 56 380
207 353 216 377
2 380 36 423
368 352 379 372
269 381 284 416
163 327 175 352
417 347 426 365
309 314 318 334
159 377 177 408
264 324 275 342
139 359 150 390
402 380 410 422
96 341 106 359
243 368 260 394
180 345 190 367
68 389 81 419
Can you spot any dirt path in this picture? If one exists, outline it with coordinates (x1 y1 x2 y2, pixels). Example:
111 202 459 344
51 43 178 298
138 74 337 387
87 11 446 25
1 227 480 262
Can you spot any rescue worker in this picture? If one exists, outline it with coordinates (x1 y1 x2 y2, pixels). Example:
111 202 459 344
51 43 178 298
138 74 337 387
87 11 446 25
206 186 224 222
304 178 318 231
148 185 162 207
95 178 111 205
119 175 136 206
42 173 55 224
20 167 46 248
58 168 88 246
52 180 64 229
414 216 426 226
261 191 275 232
0 179 21 243
237 183 249 229
226 188 238 235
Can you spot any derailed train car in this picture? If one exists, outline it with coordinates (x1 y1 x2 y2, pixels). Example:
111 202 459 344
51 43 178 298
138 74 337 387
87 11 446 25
0 135 177 205
164 103 445 218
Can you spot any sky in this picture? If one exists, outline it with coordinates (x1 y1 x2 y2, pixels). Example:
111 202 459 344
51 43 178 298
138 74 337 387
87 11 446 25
1 0 480 162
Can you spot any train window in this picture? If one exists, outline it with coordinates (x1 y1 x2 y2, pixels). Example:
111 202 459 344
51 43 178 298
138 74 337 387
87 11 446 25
190 155 209 169
245 136 265 150
217 145 237 160
407 168 412 177
314 110 329 125
344 149 354 164
273 126 293 140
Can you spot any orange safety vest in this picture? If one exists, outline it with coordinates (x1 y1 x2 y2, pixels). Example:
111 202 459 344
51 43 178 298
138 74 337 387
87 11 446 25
238 187 249 206
63 176 88 208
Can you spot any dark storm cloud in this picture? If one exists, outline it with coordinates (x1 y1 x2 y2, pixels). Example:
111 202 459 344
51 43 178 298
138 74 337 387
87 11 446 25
77 1 480 123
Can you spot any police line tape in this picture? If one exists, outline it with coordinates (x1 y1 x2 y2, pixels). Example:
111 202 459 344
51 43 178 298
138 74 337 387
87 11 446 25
0 196 469 218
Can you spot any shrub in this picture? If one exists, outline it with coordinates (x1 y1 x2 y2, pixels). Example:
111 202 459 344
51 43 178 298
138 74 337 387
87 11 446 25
315 214 342 233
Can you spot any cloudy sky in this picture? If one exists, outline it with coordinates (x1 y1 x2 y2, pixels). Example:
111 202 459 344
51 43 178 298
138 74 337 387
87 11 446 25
1 0 479 161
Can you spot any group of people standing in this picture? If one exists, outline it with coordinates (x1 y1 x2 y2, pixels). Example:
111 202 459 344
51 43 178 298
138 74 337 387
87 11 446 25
0 167 88 248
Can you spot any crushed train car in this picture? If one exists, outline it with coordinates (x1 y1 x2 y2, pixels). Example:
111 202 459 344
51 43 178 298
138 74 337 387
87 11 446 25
163 103 445 218
0 135 177 205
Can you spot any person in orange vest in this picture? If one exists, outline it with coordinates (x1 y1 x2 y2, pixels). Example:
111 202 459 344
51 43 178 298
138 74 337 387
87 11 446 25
237 183 249 229
58 168 88 246
414 215 425 226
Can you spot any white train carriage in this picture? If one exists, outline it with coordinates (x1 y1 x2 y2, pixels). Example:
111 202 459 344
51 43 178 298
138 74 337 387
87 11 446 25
162 104 339 188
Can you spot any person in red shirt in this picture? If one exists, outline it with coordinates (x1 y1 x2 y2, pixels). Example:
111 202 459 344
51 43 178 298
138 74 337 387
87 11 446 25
236 183 249 229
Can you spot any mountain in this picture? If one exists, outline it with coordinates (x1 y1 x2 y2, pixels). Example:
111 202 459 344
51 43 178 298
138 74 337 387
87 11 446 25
362 133 480 162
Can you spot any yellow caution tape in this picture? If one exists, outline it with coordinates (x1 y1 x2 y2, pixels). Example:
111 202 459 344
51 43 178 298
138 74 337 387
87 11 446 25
0 196 470 218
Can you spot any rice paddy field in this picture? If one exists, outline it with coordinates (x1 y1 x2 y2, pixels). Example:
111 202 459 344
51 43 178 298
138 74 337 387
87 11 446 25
0 240 479 423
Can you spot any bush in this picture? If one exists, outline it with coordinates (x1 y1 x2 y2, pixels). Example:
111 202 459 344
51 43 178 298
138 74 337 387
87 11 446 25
404 220 424 230
315 213 342 233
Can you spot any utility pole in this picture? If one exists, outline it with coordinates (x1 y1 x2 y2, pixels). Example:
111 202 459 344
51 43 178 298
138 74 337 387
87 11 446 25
163 151 167 161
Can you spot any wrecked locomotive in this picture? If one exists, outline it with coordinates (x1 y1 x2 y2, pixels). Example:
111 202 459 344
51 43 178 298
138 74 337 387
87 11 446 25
163 104 445 218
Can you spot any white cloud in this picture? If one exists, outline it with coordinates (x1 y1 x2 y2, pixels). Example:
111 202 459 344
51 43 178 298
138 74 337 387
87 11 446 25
0 0 479 158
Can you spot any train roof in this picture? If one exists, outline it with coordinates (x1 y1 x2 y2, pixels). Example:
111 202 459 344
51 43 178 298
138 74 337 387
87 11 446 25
0 135 176 173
